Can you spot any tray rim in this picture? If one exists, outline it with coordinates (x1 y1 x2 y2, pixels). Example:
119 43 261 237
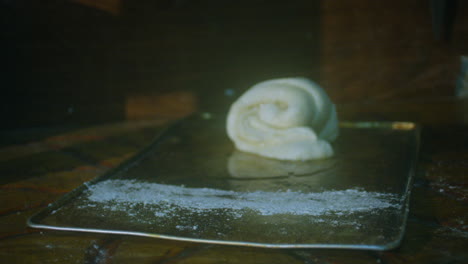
27 119 421 250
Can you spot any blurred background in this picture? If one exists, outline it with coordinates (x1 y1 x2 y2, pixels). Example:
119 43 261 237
1 0 468 130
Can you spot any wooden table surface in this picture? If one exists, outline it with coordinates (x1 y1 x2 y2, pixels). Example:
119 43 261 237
1 96 467 263
1 0 468 263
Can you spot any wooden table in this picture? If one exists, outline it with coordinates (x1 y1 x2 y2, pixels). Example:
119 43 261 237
1 95 467 263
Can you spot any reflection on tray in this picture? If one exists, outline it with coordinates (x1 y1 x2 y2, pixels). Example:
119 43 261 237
227 150 337 179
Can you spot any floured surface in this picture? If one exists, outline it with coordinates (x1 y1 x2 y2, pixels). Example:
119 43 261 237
29 116 418 249
85 179 400 217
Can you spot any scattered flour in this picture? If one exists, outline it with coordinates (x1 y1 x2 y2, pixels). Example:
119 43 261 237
85 179 400 217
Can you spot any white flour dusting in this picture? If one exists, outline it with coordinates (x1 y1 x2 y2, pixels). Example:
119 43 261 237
85 179 400 217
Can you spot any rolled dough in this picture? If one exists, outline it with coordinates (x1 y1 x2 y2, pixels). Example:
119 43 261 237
226 77 338 160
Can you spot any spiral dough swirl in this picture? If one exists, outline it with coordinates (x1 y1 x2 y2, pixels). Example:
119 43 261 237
226 77 339 160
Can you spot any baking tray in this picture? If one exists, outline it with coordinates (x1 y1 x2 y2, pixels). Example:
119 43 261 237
28 113 419 250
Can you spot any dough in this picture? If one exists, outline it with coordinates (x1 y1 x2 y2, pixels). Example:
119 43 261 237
226 77 338 160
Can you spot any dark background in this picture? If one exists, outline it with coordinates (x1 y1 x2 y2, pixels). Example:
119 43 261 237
1 0 467 129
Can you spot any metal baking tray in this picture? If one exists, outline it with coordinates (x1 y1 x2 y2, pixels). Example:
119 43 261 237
28 113 419 250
